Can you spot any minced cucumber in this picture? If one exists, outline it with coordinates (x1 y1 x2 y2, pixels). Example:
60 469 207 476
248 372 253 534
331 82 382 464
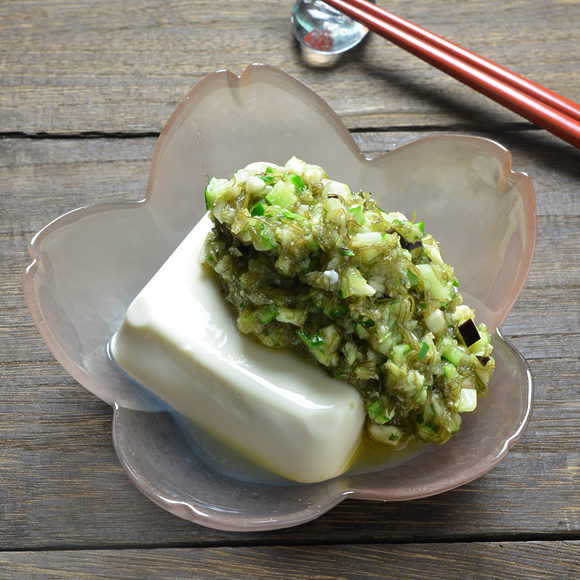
202 157 495 446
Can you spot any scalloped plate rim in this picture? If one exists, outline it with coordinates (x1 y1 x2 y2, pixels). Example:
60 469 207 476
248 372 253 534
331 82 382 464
22 64 537 531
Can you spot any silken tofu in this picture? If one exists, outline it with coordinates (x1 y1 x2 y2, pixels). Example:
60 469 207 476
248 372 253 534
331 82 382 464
111 215 365 482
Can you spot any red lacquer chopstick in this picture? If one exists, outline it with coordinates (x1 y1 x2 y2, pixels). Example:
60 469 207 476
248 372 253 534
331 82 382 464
323 0 580 149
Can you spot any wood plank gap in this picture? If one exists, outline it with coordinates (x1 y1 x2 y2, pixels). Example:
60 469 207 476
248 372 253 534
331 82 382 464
0 122 539 140
4 531 580 553
350 122 536 134
0 131 160 140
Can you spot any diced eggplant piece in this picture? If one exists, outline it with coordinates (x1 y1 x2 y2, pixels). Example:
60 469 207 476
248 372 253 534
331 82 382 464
458 318 480 347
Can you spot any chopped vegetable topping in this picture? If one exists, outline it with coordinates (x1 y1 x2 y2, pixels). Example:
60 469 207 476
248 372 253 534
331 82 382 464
417 342 430 361
258 304 279 325
201 157 494 446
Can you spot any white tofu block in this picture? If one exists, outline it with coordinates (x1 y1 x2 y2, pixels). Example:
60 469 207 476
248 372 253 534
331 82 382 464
111 215 365 482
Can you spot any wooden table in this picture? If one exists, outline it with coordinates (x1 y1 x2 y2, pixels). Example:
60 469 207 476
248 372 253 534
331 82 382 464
2 1 579 577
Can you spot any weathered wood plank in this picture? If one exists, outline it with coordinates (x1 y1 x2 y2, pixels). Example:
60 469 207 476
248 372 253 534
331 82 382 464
1 133 579 549
2 129 579 220
0 541 578 580
1 1 579 134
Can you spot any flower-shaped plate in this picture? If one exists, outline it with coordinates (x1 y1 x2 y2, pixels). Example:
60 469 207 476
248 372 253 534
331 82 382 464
24 64 536 531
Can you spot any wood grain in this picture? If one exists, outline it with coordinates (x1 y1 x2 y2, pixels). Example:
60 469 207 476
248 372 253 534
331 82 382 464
0 541 578 579
2 0 580 574
1 1 579 134
2 133 580 550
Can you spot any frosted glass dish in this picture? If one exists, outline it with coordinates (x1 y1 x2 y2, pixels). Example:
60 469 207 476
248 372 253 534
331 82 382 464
24 64 536 532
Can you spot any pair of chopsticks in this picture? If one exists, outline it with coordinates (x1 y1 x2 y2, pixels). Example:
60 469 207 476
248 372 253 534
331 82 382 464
323 0 580 149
